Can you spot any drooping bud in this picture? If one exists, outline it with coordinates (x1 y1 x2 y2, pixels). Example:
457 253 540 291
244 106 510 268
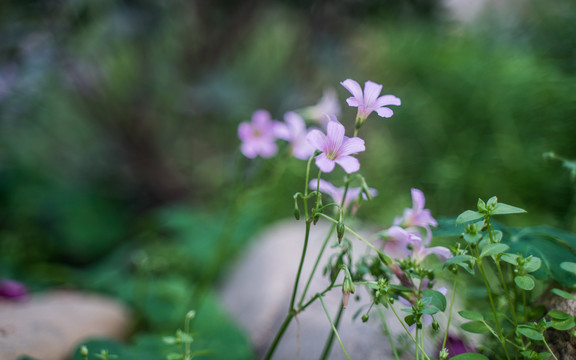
337 221 345 244
80 346 89 359
361 314 369 323
342 266 355 309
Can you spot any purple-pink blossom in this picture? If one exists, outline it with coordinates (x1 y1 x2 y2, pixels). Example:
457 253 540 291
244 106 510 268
394 188 438 245
0 279 28 301
300 88 341 128
275 111 315 160
306 117 365 173
309 178 377 212
409 235 452 264
341 79 401 121
238 110 279 159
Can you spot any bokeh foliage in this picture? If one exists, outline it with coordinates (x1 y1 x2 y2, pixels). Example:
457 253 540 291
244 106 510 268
1 0 576 358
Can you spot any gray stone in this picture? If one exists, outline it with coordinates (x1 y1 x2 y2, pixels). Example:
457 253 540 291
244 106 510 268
219 219 399 359
0 291 131 360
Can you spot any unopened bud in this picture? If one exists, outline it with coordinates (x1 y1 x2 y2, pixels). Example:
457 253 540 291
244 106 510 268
361 314 369 323
432 319 440 331
439 348 449 360
80 346 89 358
337 221 345 244
294 207 300 220
313 214 320 225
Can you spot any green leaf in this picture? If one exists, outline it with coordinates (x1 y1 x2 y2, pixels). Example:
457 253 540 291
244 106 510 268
422 307 440 315
500 253 519 265
450 353 490 360
551 288 576 300
492 202 527 215
547 310 572 320
523 257 542 273
166 354 183 360
456 210 484 225
405 315 416 326
461 321 490 334
560 261 576 275
480 243 509 258
514 275 535 291
550 317 575 331
422 289 447 312
458 310 484 321
517 326 543 340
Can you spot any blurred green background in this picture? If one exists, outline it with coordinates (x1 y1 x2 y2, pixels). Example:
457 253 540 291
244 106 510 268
1 0 576 358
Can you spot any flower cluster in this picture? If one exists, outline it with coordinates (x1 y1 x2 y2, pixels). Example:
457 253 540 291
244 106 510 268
383 189 450 264
238 80 400 175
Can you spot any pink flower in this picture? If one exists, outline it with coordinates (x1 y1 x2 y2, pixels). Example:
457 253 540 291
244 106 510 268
382 226 414 260
409 235 452 264
341 79 401 121
0 279 28 301
274 111 315 160
394 188 438 244
300 88 341 128
309 178 377 211
238 110 279 158
306 116 365 173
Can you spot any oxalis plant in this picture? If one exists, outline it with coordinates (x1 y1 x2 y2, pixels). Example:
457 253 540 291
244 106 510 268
237 80 576 360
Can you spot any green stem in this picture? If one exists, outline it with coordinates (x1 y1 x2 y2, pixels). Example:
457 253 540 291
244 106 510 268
318 295 352 360
442 278 458 351
383 296 431 360
299 224 336 307
317 214 380 253
319 303 345 360
377 305 400 360
263 311 294 360
415 327 420 360
289 221 312 312
542 335 560 360
476 250 511 360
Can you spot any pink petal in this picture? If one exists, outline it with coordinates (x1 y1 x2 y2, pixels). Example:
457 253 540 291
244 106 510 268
411 188 426 211
424 246 452 262
309 178 338 199
274 122 290 140
375 107 394 118
284 111 306 134
315 153 336 173
238 122 252 141
339 137 365 156
292 138 315 160
306 129 327 151
346 98 360 107
241 141 258 158
375 95 401 107
252 109 271 126
363 81 383 107
326 120 345 150
335 155 360 173
340 79 364 100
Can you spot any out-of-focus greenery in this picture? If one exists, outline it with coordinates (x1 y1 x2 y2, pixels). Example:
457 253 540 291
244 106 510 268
1 0 576 358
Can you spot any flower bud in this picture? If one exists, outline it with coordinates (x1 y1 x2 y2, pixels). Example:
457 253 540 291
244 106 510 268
432 319 440 331
439 348 449 360
361 314 369 323
342 266 355 309
80 346 89 358
294 207 300 220
337 221 345 244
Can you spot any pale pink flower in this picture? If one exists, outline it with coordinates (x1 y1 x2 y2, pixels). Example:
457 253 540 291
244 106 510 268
409 235 452 264
341 79 401 120
238 110 279 158
306 116 365 173
275 111 315 160
300 88 341 128
394 188 438 244
309 178 377 211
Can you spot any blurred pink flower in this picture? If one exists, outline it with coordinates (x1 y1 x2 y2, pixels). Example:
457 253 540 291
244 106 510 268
341 79 401 120
300 88 341 128
308 178 377 211
0 279 28 301
238 110 279 158
394 188 438 244
275 111 315 160
306 116 365 173
409 235 452 264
